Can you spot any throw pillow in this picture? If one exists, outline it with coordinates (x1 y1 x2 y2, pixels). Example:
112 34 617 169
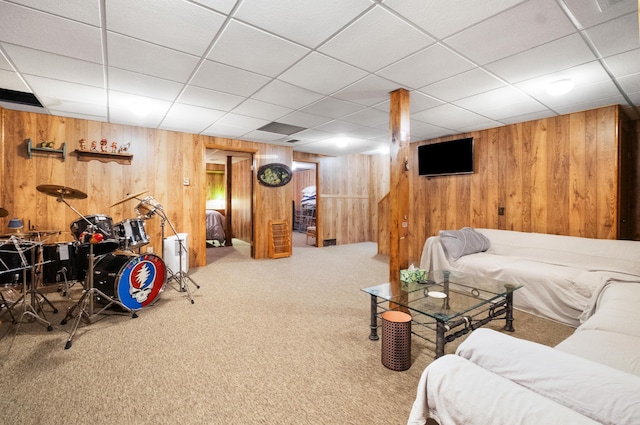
438 227 490 261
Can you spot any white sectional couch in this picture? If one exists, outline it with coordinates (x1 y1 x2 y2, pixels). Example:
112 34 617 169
408 229 640 424
419 228 640 326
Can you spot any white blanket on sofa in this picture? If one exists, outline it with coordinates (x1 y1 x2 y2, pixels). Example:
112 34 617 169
419 229 640 326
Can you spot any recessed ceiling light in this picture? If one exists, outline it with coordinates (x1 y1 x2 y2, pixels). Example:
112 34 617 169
546 78 574 96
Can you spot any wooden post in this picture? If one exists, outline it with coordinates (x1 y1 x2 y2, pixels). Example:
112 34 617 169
225 155 233 246
389 89 410 299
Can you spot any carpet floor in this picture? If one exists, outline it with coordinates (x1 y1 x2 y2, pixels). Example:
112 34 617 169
0 240 574 424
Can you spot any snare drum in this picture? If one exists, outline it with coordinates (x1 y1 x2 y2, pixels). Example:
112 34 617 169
70 214 115 241
115 218 149 251
92 252 166 310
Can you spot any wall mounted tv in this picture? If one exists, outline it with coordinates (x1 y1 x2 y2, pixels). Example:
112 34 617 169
417 137 474 177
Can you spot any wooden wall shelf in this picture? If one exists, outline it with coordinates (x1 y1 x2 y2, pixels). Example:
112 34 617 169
74 149 133 164
27 139 66 161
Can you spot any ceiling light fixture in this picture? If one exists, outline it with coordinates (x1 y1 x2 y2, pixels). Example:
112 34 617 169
546 78 575 96
129 102 151 117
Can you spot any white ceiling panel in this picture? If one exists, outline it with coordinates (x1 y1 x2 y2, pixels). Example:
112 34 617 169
420 68 505 102
178 85 244 111
454 86 546 121
234 0 374 48
0 2 103 63
108 68 184 101
160 103 225 133
383 0 526 39
107 33 200 82
378 44 475 89
445 0 575 64
278 52 368 95
208 20 310 78
300 97 364 119
190 59 271 97
584 12 640 58
106 0 225 56
485 33 596 84
319 6 434 72
3 44 104 87
0 0 637 157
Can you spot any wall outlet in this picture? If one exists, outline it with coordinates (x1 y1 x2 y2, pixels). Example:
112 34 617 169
498 207 505 216
183 177 190 186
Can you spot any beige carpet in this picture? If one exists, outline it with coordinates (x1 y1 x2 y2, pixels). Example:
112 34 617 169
0 241 574 425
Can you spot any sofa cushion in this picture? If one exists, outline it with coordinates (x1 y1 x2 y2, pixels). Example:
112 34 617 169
456 329 640 425
555 330 640 377
438 227 490 261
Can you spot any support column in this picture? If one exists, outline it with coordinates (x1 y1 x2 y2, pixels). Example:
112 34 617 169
388 89 410 299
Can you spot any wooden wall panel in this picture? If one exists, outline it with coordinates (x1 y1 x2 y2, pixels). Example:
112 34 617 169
292 169 315 206
230 157 252 243
405 105 626 264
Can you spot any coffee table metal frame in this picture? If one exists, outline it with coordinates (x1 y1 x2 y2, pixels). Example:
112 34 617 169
362 270 522 358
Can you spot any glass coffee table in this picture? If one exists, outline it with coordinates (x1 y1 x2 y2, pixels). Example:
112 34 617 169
362 270 522 358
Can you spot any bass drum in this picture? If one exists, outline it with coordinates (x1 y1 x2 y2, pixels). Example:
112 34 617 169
92 252 166 311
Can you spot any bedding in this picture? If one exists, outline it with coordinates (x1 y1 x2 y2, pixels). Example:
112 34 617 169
206 209 225 245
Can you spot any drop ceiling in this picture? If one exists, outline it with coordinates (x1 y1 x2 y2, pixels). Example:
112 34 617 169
0 0 638 157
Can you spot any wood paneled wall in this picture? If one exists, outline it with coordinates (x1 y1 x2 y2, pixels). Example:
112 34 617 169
292 169 315 207
230 157 253 243
398 105 628 263
0 109 292 267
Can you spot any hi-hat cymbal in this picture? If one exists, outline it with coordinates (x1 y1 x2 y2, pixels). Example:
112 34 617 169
37 184 87 199
110 189 149 207
0 207 7 218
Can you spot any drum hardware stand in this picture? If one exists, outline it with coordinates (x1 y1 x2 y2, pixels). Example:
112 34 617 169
159 214 199 304
61 244 137 350
4 236 54 332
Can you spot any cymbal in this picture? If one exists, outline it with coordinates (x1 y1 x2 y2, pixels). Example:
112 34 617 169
0 207 7 218
110 189 149 207
37 184 87 199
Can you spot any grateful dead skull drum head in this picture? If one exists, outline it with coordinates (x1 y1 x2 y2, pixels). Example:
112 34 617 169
93 253 166 311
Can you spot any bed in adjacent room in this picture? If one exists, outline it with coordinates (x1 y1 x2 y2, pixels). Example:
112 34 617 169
206 209 226 246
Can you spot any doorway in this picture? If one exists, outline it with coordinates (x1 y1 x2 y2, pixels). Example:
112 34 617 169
292 160 318 248
205 149 254 262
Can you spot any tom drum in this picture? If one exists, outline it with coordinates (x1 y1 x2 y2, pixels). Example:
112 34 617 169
115 218 149 251
70 214 115 242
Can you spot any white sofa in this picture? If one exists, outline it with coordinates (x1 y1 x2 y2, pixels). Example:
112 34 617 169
419 228 640 327
408 229 640 424
407 280 640 425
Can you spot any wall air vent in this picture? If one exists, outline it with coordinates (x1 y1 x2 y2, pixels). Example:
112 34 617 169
0 88 43 107
257 122 306 136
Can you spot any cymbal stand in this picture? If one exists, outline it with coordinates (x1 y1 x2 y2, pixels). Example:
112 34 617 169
157 209 199 304
6 236 54 332
61 242 137 350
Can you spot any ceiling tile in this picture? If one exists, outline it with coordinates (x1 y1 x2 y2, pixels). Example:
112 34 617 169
190 0 237 15
252 79 324 110
6 0 101 25
300 97 364 119
190 59 271 97
383 0 527 39
419 68 505 102
108 68 183 101
617 73 640 93
341 108 388 126
0 68 29 91
107 33 200 82
411 103 495 130
2 44 104 87
230 99 293 121
234 0 374 48
278 110 332 128
410 121 456 141
201 123 248 139
106 0 225 56
208 20 310 77
108 90 170 129
377 43 475 89
485 33 596 84
319 6 434 72
584 12 639 58
160 103 226 133
553 93 628 116
25 75 105 109
454 86 546 121
213 112 270 130
563 0 637 28
445 0 575 64
0 2 103 63
178 85 244 111
313 119 363 134
603 48 640 76
278 52 368 95
332 75 401 106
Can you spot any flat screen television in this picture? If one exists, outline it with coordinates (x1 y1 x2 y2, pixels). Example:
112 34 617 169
417 137 474 177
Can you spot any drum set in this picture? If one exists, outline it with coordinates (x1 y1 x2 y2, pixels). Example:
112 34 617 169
0 184 197 349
